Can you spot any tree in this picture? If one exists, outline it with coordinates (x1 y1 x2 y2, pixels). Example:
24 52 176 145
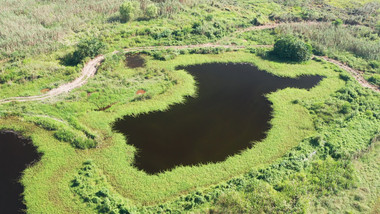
120 1 136 22
273 36 312 62
62 38 105 66
146 4 158 19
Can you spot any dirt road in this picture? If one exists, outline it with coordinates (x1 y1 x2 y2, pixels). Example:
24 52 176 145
0 23 377 104
320 56 380 92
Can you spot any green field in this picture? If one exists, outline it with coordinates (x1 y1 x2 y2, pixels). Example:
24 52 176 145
0 0 379 213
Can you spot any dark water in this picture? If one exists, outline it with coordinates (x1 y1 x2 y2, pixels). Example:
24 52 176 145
113 63 323 174
125 54 145 68
0 131 41 214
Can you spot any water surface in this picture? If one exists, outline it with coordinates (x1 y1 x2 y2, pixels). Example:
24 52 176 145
114 63 322 174
125 54 145 68
0 131 41 213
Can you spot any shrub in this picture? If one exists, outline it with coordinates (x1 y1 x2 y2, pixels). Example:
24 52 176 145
340 102 351 114
368 74 380 87
33 117 62 131
72 161 130 213
339 73 350 81
145 4 158 19
277 23 380 61
54 128 76 143
152 49 178 61
306 157 357 196
332 18 343 27
54 127 97 149
73 138 97 149
205 14 213 21
273 36 313 62
63 38 105 66
120 1 138 22
75 38 105 59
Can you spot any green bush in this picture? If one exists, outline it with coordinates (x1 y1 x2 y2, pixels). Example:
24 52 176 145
32 117 62 131
54 128 97 149
340 102 351 114
120 1 138 22
54 128 76 143
332 19 343 27
368 74 380 87
273 36 313 62
152 49 178 61
63 38 105 66
72 161 131 213
73 138 97 149
145 4 158 19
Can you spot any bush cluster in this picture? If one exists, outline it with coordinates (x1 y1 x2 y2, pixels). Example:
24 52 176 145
368 74 380 86
120 1 138 22
273 36 312 62
54 128 97 149
62 38 105 66
72 161 132 213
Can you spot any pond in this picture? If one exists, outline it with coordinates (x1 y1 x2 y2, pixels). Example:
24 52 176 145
125 54 146 68
113 63 323 174
0 131 41 213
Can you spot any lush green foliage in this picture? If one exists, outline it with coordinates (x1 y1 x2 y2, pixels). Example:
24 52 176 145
145 4 158 19
72 160 133 213
332 18 344 26
119 1 138 22
54 128 97 149
273 36 312 62
369 74 380 86
0 0 379 213
62 38 105 66
277 22 380 87
0 0 123 57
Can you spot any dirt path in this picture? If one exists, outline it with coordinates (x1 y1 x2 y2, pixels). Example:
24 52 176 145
0 55 104 104
320 56 380 92
0 22 378 104
0 44 267 104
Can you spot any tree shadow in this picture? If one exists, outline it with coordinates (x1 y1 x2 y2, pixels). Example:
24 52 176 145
107 15 121 23
59 52 80 66
255 50 302 65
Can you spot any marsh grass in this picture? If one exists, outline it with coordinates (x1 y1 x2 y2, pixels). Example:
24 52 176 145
0 1 379 211
0 51 357 213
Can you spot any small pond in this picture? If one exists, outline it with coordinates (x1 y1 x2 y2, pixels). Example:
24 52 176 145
0 131 41 213
113 63 323 174
125 54 146 68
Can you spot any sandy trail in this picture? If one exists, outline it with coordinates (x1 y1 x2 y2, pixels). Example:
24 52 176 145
0 23 378 104
0 55 104 104
320 56 379 92
0 44 266 104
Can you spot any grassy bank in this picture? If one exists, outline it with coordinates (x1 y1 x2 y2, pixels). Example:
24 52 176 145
0 50 357 212
0 0 379 213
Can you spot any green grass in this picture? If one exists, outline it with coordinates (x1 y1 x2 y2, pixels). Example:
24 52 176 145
325 0 379 8
0 50 352 212
0 0 379 212
310 142 380 213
